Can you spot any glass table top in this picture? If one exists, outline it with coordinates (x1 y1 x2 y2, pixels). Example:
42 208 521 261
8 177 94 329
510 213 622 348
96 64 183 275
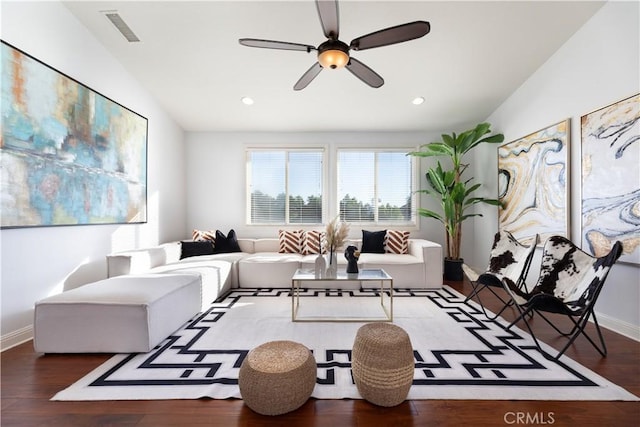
292 268 391 281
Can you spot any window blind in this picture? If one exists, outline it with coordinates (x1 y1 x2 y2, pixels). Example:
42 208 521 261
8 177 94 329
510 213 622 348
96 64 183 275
247 149 323 224
338 150 414 224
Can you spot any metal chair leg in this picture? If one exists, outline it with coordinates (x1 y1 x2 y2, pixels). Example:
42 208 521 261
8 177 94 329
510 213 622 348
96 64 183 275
555 310 607 359
466 282 516 321
509 307 607 360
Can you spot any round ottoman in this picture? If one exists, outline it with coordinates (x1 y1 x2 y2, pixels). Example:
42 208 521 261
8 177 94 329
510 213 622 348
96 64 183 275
239 340 317 416
351 323 414 407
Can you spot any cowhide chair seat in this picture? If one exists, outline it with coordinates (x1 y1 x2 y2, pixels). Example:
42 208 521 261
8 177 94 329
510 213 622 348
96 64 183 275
504 235 623 360
463 230 538 320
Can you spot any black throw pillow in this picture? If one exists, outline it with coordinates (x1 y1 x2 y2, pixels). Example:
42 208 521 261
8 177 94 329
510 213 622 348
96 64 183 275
213 229 242 253
180 240 214 259
361 230 387 253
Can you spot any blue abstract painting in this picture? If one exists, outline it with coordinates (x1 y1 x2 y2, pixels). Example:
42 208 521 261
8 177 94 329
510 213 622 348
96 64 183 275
1 42 147 228
581 94 639 264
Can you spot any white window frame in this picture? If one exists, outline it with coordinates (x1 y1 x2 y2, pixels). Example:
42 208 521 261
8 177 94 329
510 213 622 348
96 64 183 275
245 147 327 226
336 148 418 227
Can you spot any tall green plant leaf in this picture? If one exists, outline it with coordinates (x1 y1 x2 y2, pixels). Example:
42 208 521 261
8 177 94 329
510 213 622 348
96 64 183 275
408 122 504 262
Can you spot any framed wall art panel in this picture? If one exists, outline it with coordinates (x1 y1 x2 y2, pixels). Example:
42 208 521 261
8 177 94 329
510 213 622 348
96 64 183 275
1 41 148 229
497 119 570 246
581 93 639 264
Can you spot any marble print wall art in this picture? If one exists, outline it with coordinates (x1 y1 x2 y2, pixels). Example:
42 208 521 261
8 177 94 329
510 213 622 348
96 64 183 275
581 93 639 264
1 42 148 228
498 120 570 245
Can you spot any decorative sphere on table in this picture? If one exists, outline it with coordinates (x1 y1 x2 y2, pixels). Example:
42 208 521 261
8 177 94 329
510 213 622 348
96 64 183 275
344 245 360 274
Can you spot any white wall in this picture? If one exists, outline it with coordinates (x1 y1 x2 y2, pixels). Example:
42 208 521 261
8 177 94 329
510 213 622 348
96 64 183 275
0 1 187 349
472 1 640 339
185 131 447 243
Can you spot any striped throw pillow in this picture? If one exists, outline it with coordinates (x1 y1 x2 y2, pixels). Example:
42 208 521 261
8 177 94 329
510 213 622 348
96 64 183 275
385 230 410 254
302 230 327 255
279 230 303 253
192 229 216 242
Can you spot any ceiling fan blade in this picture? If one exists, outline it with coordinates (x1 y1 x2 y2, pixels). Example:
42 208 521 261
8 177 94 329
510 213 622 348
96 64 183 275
350 21 430 51
294 62 323 91
239 38 316 52
345 57 384 88
316 0 339 39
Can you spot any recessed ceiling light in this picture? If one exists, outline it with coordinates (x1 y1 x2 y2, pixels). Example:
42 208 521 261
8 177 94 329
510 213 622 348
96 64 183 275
241 97 254 105
412 97 425 105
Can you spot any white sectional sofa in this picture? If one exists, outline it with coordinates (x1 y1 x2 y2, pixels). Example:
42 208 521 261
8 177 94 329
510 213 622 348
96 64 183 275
107 237 443 295
33 235 442 353
114 237 444 307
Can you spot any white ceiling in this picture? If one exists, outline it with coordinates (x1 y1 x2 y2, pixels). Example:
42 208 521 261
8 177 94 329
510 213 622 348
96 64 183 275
63 1 604 133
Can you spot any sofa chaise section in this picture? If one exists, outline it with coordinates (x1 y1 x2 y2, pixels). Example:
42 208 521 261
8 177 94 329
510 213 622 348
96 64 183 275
34 273 201 353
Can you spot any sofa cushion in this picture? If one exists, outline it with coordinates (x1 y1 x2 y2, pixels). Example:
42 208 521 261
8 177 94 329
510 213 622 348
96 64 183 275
180 240 215 259
151 258 236 309
107 247 169 278
238 253 303 288
254 238 280 252
241 253 303 263
192 229 216 241
162 242 182 264
358 253 421 265
301 230 327 255
361 230 386 253
236 238 255 253
385 230 410 254
214 229 242 253
279 230 303 253
178 253 246 264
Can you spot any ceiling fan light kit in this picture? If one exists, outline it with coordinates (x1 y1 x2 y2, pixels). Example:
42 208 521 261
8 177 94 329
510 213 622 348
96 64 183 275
239 0 430 90
317 40 350 69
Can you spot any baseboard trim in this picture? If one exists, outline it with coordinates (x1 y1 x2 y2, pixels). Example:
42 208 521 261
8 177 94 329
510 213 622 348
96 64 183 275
598 311 640 342
1 325 33 352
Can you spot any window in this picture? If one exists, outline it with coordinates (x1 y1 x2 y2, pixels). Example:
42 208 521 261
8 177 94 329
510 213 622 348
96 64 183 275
337 150 415 225
247 149 324 224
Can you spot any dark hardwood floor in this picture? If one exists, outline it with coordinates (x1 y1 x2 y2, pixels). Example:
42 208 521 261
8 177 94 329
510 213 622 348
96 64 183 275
2 280 639 427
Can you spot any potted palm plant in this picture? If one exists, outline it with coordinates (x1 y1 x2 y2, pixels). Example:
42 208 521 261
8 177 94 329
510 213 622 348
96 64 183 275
409 122 504 281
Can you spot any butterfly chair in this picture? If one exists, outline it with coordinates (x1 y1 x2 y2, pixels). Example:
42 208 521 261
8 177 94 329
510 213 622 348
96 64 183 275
504 235 623 360
462 230 538 320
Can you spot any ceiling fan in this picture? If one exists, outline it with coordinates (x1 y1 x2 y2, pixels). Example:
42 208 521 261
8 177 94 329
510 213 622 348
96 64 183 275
239 0 430 90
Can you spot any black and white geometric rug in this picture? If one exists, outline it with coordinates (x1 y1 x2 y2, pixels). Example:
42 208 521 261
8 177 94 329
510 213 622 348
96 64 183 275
52 287 638 401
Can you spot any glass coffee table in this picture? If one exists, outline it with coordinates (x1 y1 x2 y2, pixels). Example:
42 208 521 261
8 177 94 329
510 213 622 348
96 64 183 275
291 268 393 322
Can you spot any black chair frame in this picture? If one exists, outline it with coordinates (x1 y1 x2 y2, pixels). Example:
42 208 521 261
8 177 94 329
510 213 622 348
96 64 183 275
506 238 623 361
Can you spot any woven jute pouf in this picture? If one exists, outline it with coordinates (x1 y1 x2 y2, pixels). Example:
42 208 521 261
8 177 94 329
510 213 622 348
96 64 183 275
351 323 414 407
238 340 317 416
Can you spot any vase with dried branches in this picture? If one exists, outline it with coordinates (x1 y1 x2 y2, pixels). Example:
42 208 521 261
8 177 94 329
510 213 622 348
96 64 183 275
325 216 350 274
